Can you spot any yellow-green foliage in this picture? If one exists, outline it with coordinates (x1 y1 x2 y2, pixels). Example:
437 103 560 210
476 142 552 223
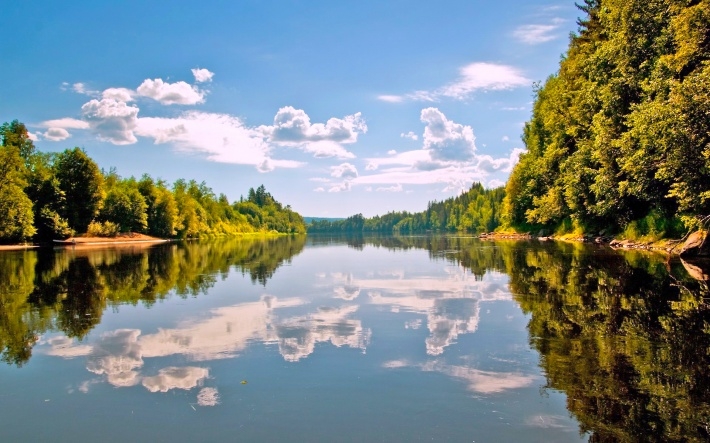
0 124 306 242
620 210 685 242
503 0 710 238
86 221 119 237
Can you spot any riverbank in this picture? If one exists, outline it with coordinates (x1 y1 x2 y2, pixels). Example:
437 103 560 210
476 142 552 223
479 230 704 257
0 230 306 251
0 233 168 251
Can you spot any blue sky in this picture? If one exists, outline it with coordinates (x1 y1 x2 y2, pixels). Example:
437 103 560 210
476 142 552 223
1 0 580 217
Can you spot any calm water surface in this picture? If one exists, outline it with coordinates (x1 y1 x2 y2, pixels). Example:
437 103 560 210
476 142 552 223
1 236 709 442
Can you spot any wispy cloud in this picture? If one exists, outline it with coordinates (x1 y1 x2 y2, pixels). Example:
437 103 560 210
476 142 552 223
72 82 98 95
376 184 403 192
378 62 530 103
513 18 565 45
377 95 405 103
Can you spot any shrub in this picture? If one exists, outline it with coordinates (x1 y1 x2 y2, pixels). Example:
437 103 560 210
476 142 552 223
86 221 119 237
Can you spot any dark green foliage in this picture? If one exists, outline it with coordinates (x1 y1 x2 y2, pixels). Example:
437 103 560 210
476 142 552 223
99 173 148 233
54 148 105 233
138 175 180 238
0 120 35 164
235 186 306 234
308 183 505 234
503 0 710 236
25 153 72 241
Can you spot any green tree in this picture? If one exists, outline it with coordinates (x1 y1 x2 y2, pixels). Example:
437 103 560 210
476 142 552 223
54 148 105 233
0 120 35 164
503 0 710 236
100 185 148 233
24 152 72 241
0 124 35 242
138 175 181 237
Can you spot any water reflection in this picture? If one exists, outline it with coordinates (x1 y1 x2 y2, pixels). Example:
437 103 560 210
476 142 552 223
506 245 710 441
383 359 537 394
46 292 371 389
328 268 510 355
2 235 710 441
0 236 306 366
309 236 710 440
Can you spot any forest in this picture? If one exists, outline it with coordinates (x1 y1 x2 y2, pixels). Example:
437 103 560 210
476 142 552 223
4 2 709 243
310 1 710 240
502 0 710 240
308 183 505 234
0 120 306 244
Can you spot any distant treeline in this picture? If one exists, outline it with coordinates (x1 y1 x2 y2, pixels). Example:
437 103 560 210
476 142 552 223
502 0 710 239
0 120 305 243
308 183 504 234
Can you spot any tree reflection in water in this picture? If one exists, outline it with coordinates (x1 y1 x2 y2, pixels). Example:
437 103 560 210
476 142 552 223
0 236 306 366
2 234 710 441
311 235 710 441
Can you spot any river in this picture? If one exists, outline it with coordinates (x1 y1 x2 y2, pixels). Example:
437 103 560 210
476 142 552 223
0 235 708 442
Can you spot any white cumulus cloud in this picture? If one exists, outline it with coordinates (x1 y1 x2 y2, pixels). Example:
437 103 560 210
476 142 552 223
73 82 98 95
81 98 140 145
421 107 476 162
263 106 366 144
330 163 358 179
346 110 524 192
137 78 206 105
328 181 352 193
102 87 135 102
44 70 372 172
400 131 418 141
43 128 71 141
258 106 366 159
191 68 215 83
302 140 355 159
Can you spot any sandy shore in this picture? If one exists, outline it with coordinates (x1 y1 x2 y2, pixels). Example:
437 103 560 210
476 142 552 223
0 233 169 251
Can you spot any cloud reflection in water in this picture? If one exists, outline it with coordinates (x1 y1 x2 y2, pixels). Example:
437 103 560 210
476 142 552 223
44 294 371 398
326 268 511 355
